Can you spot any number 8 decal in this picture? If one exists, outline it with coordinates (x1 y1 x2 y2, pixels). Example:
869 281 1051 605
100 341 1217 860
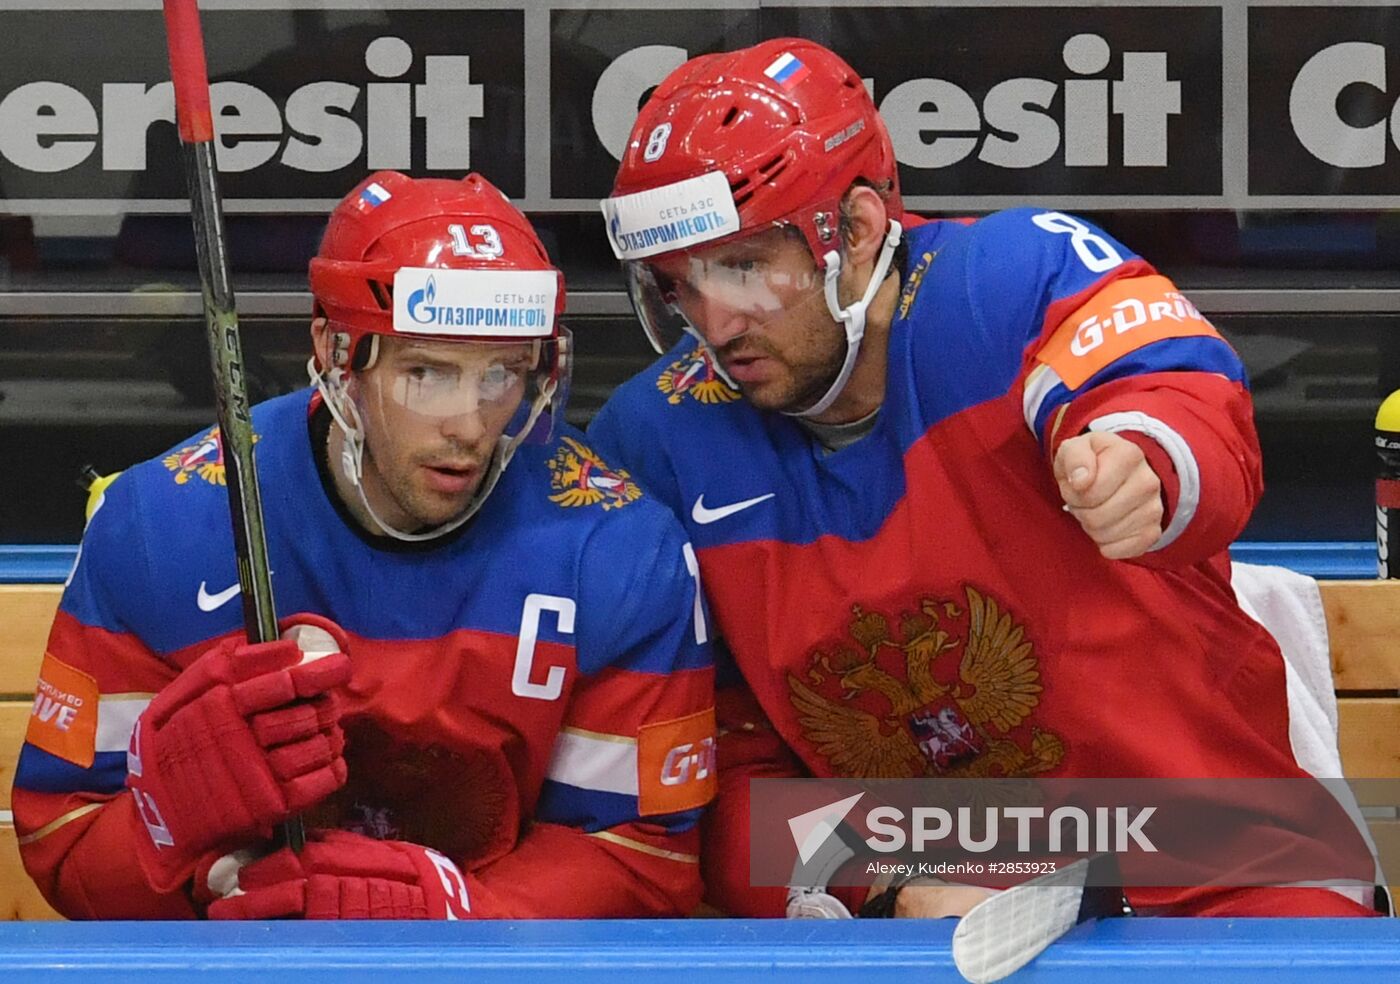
1031 211 1124 274
644 123 672 163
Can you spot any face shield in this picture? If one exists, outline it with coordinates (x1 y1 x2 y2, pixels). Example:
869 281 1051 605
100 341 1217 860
379 339 530 420
350 334 568 445
623 224 828 355
603 168 903 418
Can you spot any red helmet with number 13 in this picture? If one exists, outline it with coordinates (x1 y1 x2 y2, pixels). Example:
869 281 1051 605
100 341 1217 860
308 170 571 540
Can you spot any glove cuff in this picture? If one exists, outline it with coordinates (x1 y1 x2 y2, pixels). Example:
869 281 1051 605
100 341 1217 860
400 844 473 919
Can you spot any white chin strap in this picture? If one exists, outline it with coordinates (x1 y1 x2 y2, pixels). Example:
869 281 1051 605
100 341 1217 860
307 358 552 543
785 219 903 420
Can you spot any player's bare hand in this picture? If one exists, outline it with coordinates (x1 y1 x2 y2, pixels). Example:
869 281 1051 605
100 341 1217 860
893 883 995 919
1054 431 1164 560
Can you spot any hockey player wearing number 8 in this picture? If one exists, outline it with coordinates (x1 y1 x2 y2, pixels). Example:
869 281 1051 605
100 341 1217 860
12 171 716 919
589 38 1379 920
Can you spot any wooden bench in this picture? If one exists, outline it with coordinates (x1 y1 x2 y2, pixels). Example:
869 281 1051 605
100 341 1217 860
3 580 1398 920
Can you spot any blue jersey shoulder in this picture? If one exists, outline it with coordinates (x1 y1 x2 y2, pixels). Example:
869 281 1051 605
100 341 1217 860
597 338 748 428
512 423 709 676
887 210 1148 439
901 209 1144 345
588 337 760 512
69 396 706 679
61 391 316 651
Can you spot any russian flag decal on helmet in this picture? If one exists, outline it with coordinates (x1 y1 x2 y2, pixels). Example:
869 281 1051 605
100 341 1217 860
763 52 811 89
357 181 392 211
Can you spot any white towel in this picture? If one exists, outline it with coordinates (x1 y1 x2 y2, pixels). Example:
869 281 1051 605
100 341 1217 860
1231 561 1341 778
1230 561 1383 904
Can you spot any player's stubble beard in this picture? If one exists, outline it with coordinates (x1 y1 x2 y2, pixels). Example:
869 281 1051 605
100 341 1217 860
361 431 488 532
718 273 861 416
329 390 492 535
716 291 848 415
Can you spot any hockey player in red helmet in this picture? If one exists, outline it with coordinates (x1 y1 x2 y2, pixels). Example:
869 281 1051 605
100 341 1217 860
13 171 717 920
603 38 903 419
309 170 570 540
590 38 1379 929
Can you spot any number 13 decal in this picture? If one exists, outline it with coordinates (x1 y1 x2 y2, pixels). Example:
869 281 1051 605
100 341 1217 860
448 223 504 259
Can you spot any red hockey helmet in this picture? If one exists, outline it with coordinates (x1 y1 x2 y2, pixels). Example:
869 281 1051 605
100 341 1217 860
603 37 901 268
310 170 567 374
600 40 904 418
307 172 573 542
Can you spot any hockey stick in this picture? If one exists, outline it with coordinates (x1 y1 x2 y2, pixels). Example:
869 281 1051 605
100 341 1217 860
161 0 303 852
950 854 1127 983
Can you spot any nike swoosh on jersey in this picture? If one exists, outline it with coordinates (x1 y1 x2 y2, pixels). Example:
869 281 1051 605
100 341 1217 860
196 580 242 612
691 492 776 525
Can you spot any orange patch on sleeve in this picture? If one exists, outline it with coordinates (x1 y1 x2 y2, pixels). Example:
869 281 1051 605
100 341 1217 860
1036 275 1221 390
636 707 717 817
25 653 101 768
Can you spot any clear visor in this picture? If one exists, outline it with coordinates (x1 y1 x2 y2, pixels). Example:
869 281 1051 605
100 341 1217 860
350 335 567 444
623 225 826 354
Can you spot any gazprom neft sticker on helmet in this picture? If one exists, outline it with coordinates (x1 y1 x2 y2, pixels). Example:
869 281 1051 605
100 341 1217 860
600 171 739 261
392 267 556 338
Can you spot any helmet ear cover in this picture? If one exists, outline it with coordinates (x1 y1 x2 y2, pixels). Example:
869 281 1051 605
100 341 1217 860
311 257 396 373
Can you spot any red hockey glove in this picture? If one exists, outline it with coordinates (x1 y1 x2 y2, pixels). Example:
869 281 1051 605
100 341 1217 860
203 829 472 920
127 615 351 892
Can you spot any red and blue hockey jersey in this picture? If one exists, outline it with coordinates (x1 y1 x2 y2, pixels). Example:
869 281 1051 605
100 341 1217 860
14 388 715 918
588 208 1362 917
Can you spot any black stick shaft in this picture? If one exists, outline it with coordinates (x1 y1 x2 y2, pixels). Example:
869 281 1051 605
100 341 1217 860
166 0 306 850
180 142 304 855
181 142 279 645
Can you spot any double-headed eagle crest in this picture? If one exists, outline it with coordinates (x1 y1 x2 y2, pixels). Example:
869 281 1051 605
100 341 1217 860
788 586 1064 779
163 427 227 486
656 345 741 406
547 436 642 510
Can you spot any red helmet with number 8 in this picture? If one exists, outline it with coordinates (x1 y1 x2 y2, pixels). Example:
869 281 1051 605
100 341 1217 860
601 39 904 418
607 38 900 270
